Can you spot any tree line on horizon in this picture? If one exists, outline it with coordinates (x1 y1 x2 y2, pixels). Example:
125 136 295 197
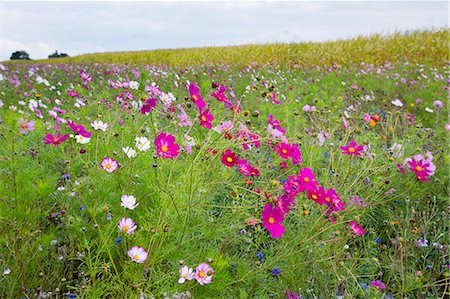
10 50 69 60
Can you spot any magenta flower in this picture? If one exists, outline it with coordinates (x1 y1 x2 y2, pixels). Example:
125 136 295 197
268 114 286 134
297 168 318 192
369 280 386 290
68 120 92 138
139 97 157 114
340 140 364 156
189 82 206 111
101 157 118 172
407 152 436 182
237 159 252 177
349 221 366 236
211 84 229 103
198 108 214 129
291 144 302 165
154 132 180 159
42 133 69 146
262 204 285 238
275 143 292 159
307 186 326 205
221 150 239 167
18 118 35 134
195 263 214 286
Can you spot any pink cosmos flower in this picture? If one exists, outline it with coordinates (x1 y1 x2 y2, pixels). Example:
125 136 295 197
262 204 285 238
340 140 364 156
221 150 239 167
433 100 443 109
268 114 286 134
364 113 371 123
349 221 366 236
342 117 348 130
43 133 69 146
189 82 206 111
195 263 214 286
211 84 229 103
121 195 139 210
215 120 234 134
154 132 180 159
275 193 296 214
369 280 386 290
268 92 280 104
118 217 137 234
198 108 214 129
67 90 79 98
18 118 35 134
302 104 316 112
101 157 118 172
127 246 148 263
176 104 192 127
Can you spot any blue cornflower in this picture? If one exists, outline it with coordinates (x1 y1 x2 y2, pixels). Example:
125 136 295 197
115 238 122 244
256 251 264 260
271 268 282 275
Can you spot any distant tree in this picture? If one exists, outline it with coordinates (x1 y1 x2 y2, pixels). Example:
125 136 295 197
48 50 69 59
10 51 31 60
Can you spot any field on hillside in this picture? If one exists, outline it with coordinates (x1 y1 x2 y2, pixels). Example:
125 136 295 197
0 31 449 299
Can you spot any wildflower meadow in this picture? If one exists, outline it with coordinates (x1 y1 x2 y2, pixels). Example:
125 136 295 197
0 30 449 298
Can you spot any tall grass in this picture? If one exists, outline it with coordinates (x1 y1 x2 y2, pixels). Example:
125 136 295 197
5 28 448 67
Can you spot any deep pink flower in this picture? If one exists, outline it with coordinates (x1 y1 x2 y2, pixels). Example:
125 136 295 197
189 82 206 111
67 90 79 98
198 108 214 129
268 114 286 134
340 140 364 156
307 186 326 205
261 204 285 238
221 150 239 167
275 193 295 214
349 221 366 236
297 168 318 192
139 97 157 114
369 280 386 290
291 144 302 165
154 132 180 159
237 160 252 177
250 166 260 177
211 84 229 103
275 143 292 159
396 163 407 174
42 133 69 146
68 120 92 138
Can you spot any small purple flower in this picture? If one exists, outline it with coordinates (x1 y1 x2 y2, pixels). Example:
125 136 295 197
370 280 386 290
417 238 428 247
271 268 282 275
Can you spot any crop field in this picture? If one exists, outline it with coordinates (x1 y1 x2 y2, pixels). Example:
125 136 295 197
0 30 449 298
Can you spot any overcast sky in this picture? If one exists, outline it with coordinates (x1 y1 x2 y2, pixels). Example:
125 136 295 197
0 1 447 61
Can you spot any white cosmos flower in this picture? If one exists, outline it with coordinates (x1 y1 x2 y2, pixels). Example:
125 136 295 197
391 99 403 107
129 81 139 90
122 146 137 158
178 266 194 284
425 107 434 113
75 134 90 144
91 120 109 131
135 136 150 152
121 195 139 210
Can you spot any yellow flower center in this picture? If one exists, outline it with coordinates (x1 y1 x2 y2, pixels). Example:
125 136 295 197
161 145 168 153
282 149 287 154
304 177 309 182
349 147 355 153
325 197 331 202
226 157 233 163
133 255 139 261
201 115 207 122
54 137 59 142
105 163 111 169
21 123 27 128
312 194 318 200
122 225 129 232
198 271 205 278
415 166 422 172
268 217 275 224
192 94 198 101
